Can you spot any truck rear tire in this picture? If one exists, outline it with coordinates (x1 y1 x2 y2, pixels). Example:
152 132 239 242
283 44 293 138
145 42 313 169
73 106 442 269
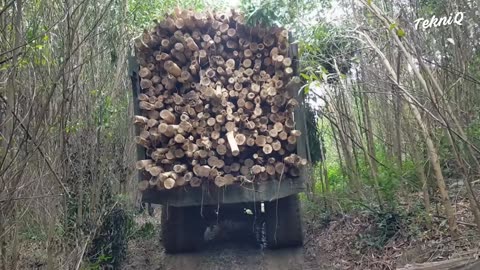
161 205 205 253
265 194 304 249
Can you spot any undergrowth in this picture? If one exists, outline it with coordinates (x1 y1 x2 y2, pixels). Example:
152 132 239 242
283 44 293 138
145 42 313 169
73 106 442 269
302 152 432 252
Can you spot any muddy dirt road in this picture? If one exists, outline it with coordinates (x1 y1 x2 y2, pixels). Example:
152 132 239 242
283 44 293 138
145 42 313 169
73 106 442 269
123 238 324 270
165 244 305 270
122 214 328 270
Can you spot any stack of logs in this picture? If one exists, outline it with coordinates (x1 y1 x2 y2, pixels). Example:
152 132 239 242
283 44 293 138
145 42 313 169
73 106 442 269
134 9 307 192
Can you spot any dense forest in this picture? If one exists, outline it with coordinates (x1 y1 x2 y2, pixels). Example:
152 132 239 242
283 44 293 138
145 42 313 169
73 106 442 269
0 0 479 269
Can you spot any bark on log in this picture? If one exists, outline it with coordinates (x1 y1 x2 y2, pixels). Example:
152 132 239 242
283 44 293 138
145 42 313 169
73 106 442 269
160 110 176 124
164 60 182 77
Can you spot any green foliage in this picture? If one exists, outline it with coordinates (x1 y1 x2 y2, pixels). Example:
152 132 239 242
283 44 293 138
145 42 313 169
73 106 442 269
465 96 480 149
65 120 84 134
356 201 431 250
299 23 356 82
129 221 156 240
127 0 200 29
377 168 400 208
418 0 449 16
312 122 420 211
356 211 403 249
396 28 405 38
305 102 324 163
240 0 288 27
300 195 333 227
20 224 47 242
86 254 113 270
87 207 133 269
127 0 230 30
324 161 347 190
240 0 328 27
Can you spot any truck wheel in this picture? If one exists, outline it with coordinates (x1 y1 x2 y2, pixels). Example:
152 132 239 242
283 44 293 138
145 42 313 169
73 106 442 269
265 194 304 249
161 205 205 253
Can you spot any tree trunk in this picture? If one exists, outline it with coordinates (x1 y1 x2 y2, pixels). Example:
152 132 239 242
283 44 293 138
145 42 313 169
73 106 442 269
356 27 459 236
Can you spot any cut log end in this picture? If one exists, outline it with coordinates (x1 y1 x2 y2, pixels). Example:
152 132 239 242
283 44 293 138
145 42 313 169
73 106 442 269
133 11 303 189
164 178 176 189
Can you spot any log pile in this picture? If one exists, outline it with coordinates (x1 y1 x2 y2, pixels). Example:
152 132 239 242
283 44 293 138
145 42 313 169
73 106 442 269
134 9 307 191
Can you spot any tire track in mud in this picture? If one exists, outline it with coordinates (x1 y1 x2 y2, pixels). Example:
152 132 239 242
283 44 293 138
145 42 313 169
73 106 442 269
124 238 309 270
163 243 305 270
123 212 328 270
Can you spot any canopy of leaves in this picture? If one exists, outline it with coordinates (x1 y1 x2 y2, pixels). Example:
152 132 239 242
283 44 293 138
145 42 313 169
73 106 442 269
127 0 230 30
240 0 328 28
299 23 357 81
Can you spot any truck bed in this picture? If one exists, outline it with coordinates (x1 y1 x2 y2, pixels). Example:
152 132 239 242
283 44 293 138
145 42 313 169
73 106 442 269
129 41 308 206
141 177 305 207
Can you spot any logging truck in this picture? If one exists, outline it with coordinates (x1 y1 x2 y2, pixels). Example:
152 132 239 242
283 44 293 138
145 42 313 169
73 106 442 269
129 9 308 253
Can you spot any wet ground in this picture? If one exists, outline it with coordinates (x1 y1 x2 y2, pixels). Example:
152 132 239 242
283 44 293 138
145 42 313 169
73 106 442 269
162 243 307 270
122 213 327 270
